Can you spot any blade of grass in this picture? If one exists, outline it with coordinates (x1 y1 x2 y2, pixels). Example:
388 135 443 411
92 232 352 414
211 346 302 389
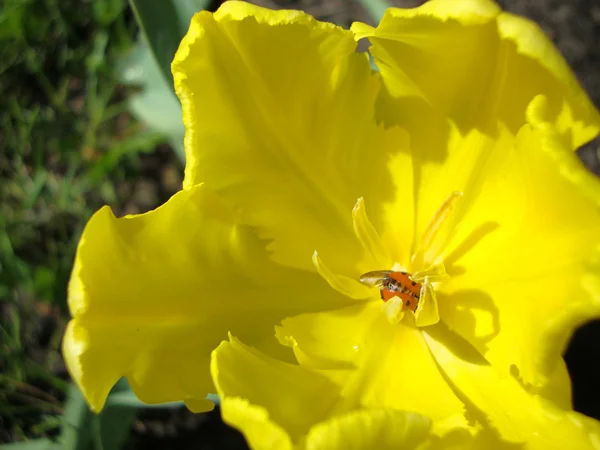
85 129 167 186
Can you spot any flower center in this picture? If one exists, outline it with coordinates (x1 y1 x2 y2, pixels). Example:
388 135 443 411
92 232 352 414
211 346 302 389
358 191 462 326
312 192 462 327
359 263 448 326
359 270 421 311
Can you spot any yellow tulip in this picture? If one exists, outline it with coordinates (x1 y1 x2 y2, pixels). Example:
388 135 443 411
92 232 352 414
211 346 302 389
63 0 600 447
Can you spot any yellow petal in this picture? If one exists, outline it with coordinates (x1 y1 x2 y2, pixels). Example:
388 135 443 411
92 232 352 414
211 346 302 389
63 184 347 412
373 51 599 393
352 197 393 269
424 330 600 449
450 105 600 387
375 132 417 268
220 397 293 450
172 1 408 275
305 408 433 450
372 75 522 272
275 302 468 425
438 99 600 393
211 335 342 444
213 335 474 449
495 12 600 148
396 120 509 270
379 88 597 400
312 251 373 300
356 0 600 148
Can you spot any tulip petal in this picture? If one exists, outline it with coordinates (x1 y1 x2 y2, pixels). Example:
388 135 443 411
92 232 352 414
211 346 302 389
355 0 600 148
312 251 373 300
172 1 409 275
304 408 432 450
63 184 347 412
374 89 599 399
220 397 293 450
385 119 511 270
439 97 600 392
211 335 342 444
213 335 472 449
275 302 468 425
424 330 600 449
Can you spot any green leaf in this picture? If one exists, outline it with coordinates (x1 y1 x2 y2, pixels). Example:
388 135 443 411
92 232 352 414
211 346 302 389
56 380 191 450
105 390 183 409
127 0 210 88
173 0 212 35
60 382 137 450
124 0 211 162
60 384 93 450
128 0 180 88
118 43 186 160
98 380 138 450
355 0 389 23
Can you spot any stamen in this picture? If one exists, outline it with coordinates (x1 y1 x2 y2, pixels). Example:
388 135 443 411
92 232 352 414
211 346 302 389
411 261 450 284
381 296 405 325
312 251 372 300
352 198 392 268
421 191 463 251
412 191 463 267
414 276 440 327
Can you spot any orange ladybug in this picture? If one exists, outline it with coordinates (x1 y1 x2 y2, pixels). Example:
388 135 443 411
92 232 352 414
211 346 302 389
360 271 421 312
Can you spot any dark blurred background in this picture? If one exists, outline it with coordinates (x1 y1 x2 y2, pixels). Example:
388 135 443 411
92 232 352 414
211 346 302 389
0 0 598 448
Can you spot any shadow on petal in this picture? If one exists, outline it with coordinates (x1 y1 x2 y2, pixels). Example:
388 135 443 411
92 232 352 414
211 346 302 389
424 329 600 449
173 2 412 277
366 4 600 147
375 91 452 165
437 288 501 355
444 221 500 272
424 325 524 449
424 321 489 366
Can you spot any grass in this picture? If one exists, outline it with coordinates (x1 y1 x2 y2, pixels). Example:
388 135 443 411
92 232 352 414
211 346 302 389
0 0 181 443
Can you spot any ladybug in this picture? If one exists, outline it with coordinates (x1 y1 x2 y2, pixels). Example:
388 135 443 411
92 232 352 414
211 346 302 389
359 270 421 312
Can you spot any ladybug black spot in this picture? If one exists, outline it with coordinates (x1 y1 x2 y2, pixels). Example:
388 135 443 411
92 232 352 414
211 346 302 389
406 300 411 306
401 271 407 275
411 281 417 286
